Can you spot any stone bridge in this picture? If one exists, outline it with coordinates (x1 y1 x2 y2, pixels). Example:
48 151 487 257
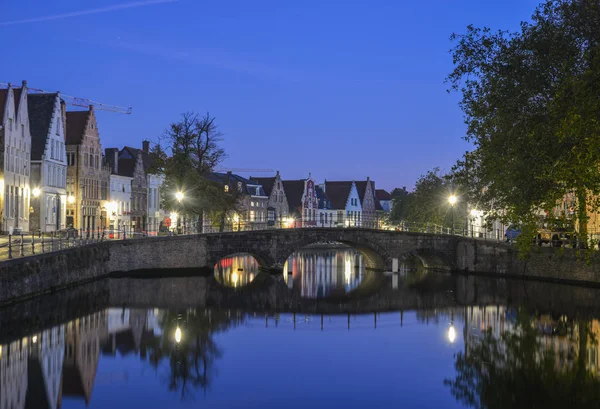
202 228 508 272
2 227 598 306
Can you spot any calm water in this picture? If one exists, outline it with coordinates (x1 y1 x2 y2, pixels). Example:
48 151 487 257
3 250 600 408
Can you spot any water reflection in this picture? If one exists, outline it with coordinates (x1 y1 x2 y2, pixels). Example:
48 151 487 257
214 254 259 287
283 246 369 298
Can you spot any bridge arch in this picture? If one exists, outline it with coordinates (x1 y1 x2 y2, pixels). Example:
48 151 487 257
275 233 391 271
401 249 455 272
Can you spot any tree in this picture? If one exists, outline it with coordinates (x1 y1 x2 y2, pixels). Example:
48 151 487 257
151 112 238 231
389 168 468 230
447 0 600 245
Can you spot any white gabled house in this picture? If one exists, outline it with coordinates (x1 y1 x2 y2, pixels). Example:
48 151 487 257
0 81 32 234
321 180 362 227
28 92 68 232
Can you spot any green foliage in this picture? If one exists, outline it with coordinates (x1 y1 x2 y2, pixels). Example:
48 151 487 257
445 311 600 409
390 168 468 230
447 0 600 241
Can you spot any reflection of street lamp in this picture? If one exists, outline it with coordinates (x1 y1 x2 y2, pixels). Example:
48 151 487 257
175 326 182 344
448 324 457 343
231 271 239 287
448 195 457 235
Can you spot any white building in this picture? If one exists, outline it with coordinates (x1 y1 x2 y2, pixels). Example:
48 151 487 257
0 338 29 409
105 148 133 235
28 93 67 232
0 81 32 234
322 181 362 227
147 172 164 234
29 324 66 409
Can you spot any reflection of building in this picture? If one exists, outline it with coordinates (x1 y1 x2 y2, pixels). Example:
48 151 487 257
0 338 29 409
284 248 364 298
214 254 259 287
59 310 107 406
26 325 65 409
103 308 157 357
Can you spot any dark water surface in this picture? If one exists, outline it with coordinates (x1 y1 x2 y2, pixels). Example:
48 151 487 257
2 250 600 408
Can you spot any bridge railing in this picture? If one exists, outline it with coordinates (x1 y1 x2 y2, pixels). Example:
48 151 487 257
0 216 510 262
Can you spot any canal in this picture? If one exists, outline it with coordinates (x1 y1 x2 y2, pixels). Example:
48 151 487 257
2 245 600 408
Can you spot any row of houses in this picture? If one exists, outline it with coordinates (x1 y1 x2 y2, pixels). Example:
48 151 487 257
1 81 392 235
0 81 165 234
203 171 393 231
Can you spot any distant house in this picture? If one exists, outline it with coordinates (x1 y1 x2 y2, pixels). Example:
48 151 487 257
355 178 381 228
315 185 336 227
376 189 392 213
28 92 68 233
104 148 133 235
0 81 32 233
118 146 148 233
207 172 269 231
282 174 318 227
322 180 362 227
251 170 289 227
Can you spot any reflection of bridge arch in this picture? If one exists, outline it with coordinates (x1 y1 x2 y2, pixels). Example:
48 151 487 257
277 235 390 271
400 249 455 272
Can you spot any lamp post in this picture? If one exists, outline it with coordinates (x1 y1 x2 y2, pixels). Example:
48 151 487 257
448 195 457 235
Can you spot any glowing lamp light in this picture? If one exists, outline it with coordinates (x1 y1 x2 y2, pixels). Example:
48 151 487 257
470 209 478 217
68 195 75 204
448 195 457 206
231 271 239 286
32 188 41 198
32 335 38 344
448 325 457 344
175 327 182 344
175 191 184 202
171 212 177 219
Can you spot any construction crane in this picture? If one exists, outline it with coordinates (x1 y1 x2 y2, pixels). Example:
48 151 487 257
215 168 274 173
0 82 132 114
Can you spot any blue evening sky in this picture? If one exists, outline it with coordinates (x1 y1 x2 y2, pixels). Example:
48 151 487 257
2 0 539 190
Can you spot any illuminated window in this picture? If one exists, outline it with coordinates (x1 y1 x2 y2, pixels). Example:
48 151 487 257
224 185 229 192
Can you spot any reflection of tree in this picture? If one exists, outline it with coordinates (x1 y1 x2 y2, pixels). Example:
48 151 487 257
445 311 600 409
145 309 239 399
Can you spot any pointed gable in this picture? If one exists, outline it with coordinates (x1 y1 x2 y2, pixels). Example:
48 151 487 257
13 88 23 115
323 181 353 210
28 93 59 161
66 110 90 145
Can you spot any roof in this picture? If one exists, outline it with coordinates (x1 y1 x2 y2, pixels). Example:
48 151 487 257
0 88 8 122
117 157 136 177
28 93 58 161
104 147 119 173
323 181 353 210
376 189 392 200
122 146 154 174
251 176 275 196
315 185 332 210
13 88 23 116
66 110 89 144
282 180 305 214
209 172 267 196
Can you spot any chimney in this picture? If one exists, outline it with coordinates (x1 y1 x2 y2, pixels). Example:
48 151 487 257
142 140 150 153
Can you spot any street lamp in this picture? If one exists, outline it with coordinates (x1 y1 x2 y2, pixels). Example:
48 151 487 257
68 195 75 204
175 191 184 202
448 195 457 235
32 188 40 198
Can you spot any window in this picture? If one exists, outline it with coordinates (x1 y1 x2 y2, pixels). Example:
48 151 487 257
21 124 24 138
250 201 254 207
279 194 283 203
89 154 93 168
56 118 61 135
320 213 324 224
249 210 255 221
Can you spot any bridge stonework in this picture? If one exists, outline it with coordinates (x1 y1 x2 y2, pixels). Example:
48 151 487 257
1 229 599 306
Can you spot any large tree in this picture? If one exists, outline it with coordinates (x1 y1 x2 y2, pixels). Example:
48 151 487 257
447 0 600 244
151 112 238 231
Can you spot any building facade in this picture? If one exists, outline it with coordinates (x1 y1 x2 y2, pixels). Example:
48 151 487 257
28 93 68 233
0 81 32 233
65 106 109 232
118 147 148 233
355 178 380 228
322 181 362 227
282 175 318 228
251 171 289 227
147 172 165 234
376 189 392 213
